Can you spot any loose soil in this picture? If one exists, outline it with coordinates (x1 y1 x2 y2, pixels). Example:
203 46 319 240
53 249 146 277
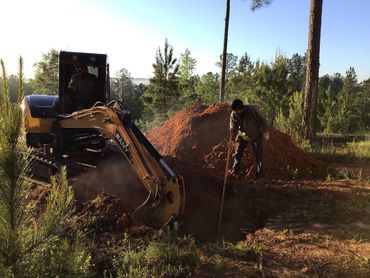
66 103 369 276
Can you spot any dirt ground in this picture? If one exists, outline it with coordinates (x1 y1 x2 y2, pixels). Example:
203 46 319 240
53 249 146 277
181 174 370 278
70 156 370 277
148 104 370 276
163 156 369 277
68 103 370 277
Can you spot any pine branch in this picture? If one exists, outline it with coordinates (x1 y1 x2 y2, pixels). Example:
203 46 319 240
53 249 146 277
0 59 11 118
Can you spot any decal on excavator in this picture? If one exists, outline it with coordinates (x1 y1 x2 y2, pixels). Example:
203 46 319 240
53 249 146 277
114 130 132 162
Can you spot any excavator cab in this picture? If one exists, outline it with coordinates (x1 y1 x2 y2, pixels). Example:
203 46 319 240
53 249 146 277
53 51 110 152
24 51 110 150
59 51 110 113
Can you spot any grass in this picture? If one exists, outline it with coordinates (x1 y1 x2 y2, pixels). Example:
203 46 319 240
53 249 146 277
203 240 263 261
200 240 263 276
301 134 370 162
91 223 267 277
110 224 200 277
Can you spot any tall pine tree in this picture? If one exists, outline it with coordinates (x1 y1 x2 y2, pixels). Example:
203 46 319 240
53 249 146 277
179 48 198 104
336 67 360 133
143 39 179 120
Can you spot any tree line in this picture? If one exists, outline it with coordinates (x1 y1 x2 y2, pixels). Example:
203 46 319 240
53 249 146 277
1 46 369 137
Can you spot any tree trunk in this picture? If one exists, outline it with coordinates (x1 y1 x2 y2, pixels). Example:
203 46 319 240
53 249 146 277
303 0 323 142
219 0 230 103
163 81 167 120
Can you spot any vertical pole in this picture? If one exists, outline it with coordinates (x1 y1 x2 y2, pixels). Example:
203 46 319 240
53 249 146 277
219 0 230 103
217 138 232 239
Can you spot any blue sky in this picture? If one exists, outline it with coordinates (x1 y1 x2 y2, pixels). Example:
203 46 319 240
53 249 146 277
0 0 369 81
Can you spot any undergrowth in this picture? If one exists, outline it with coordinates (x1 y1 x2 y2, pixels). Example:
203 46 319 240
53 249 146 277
301 136 370 162
111 224 200 277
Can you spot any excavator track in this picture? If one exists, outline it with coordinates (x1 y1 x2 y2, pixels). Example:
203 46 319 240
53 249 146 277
28 150 60 181
28 146 116 182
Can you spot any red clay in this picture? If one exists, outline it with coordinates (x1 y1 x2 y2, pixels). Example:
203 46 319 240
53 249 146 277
147 103 325 180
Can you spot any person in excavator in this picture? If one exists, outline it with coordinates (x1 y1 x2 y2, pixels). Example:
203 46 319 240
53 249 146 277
68 65 98 110
229 98 268 179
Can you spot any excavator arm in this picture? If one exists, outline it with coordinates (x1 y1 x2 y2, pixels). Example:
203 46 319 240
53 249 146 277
56 101 185 227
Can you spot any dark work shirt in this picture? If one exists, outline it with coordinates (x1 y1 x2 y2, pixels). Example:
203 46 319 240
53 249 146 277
230 105 267 142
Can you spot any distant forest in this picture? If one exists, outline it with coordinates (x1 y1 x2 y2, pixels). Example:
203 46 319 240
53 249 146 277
1 47 369 137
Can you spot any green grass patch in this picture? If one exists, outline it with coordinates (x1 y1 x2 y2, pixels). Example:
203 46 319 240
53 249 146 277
201 240 263 271
203 240 262 260
301 136 370 162
112 225 200 277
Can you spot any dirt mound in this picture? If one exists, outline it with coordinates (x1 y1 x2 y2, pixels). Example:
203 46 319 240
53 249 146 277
147 104 231 162
147 103 325 180
204 128 325 179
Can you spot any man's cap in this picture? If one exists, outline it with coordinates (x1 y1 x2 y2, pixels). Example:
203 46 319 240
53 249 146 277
77 65 88 71
231 99 244 110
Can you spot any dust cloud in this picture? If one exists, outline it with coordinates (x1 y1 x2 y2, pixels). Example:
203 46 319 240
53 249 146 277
72 158 147 212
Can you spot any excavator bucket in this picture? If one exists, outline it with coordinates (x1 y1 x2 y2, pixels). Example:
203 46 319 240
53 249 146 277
143 176 185 227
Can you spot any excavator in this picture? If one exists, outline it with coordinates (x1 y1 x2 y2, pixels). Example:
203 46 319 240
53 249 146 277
22 51 185 227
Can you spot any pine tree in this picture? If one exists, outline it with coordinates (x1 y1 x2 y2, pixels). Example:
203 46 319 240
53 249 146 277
179 48 196 84
178 49 198 104
320 85 337 133
143 39 179 120
288 53 306 93
0 59 90 277
359 78 370 130
336 67 360 133
275 91 304 141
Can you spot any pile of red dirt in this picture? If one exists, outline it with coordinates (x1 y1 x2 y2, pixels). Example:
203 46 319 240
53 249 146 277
147 103 325 180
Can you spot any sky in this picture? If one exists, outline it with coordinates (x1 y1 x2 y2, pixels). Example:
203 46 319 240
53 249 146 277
0 0 369 81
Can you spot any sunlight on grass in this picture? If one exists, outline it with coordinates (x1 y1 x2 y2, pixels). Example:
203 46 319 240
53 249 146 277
301 136 370 162
347 140 370 159
112 225 200 277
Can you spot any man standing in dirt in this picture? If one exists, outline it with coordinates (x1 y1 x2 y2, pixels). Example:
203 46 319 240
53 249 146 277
229 99 267 178
68 65 98 110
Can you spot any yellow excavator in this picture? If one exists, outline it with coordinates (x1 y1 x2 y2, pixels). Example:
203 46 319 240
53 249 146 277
22 51 185 227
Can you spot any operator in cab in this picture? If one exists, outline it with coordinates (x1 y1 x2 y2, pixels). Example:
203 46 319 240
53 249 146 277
229 98 268 179
68 65 98 110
